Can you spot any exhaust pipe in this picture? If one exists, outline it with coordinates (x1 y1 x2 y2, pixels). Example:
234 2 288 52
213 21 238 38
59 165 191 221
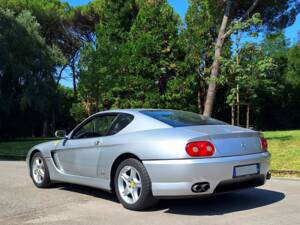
191 182 210 193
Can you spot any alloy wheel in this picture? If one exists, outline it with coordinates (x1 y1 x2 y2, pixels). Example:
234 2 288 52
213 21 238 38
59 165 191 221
117 166 142 204
32 157 45 184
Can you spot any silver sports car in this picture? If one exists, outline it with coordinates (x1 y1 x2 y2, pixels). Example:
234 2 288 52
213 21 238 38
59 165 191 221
27 109 271 210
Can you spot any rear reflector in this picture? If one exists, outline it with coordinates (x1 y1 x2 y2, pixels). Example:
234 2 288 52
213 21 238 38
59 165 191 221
185 141 215 157
260 137 268 151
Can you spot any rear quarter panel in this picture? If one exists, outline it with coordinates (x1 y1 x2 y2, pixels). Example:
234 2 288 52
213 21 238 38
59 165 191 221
100 128 205 180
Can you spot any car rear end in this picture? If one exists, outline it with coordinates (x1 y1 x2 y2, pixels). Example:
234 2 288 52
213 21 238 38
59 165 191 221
140 110 271 197
144 151 270 197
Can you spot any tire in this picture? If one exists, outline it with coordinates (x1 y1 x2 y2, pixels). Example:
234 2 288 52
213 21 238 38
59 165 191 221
114 158 158 210
30 152 51 188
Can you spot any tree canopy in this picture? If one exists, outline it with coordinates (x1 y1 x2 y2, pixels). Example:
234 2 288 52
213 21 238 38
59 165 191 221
0 8 72 139
0 0 300 139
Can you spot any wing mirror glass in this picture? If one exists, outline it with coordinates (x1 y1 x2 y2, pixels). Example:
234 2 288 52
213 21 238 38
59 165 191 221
55 130 67 139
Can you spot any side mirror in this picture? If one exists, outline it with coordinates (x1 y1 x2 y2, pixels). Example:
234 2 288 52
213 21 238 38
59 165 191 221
55 130 67 139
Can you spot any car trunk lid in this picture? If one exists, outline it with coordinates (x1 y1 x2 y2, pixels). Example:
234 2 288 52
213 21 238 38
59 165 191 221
183 125 263 157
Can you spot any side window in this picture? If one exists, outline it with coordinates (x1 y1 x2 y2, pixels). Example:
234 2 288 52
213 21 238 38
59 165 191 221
108 114 134 135
72 114 118 139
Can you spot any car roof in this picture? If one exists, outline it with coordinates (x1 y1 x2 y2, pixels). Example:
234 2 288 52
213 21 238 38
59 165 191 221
93 108 169 116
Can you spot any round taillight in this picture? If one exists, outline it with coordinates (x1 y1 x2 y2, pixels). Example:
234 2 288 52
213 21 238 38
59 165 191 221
260 137 268 151
185 141 215 157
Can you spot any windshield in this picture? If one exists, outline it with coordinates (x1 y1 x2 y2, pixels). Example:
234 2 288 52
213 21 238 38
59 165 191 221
141 110 226 127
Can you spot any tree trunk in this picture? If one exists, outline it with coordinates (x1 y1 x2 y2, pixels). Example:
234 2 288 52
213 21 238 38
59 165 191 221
42 120 48 137
51 110 56 136
203 0 232 116
246 104 250 128
203 0 260 117
56 64 68 88
197 75 203 114
71 61 77 98
236 84 240 126
198 88 202 114
31 125 35 138
231 104 235 125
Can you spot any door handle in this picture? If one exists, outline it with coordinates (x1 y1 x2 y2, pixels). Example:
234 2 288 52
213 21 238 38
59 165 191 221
94 140 101 146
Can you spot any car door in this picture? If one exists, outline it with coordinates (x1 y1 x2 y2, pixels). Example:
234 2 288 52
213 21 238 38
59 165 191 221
54 113 118 178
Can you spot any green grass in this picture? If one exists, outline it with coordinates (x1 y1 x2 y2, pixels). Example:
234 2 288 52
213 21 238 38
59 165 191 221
264 130 300 172
0 138 54 159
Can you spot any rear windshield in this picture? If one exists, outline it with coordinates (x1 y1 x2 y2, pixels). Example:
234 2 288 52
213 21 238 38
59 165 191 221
141 110 226 127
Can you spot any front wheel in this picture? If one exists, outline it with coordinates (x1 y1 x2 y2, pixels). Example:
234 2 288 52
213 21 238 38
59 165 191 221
114 158 158 210
30 152 51 188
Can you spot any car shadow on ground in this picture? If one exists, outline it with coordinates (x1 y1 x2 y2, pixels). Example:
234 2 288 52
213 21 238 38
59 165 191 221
52 183 119 203
53 183 285 216
155 188 285 216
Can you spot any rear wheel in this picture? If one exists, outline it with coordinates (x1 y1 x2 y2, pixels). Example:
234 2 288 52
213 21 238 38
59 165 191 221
30 152 51 188
114 158 158 210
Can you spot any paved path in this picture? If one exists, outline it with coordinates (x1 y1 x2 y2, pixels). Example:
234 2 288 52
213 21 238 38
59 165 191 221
0 161 299 225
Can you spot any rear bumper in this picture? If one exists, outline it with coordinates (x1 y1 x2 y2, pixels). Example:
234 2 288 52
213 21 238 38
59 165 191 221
143 152 270 197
